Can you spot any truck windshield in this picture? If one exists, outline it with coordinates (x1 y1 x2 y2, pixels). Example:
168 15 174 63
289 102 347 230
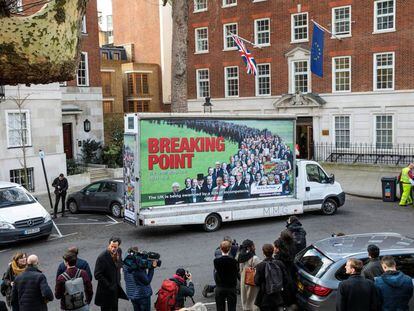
296 246 334 277
0 187 36 208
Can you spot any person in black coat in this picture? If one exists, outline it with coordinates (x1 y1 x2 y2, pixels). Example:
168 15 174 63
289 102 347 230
336 258 379 311
362 244 383 281
214 240 239 311
286 216 307 255
52 173 69 218
11 255 54 311
223 176 237 201
94 237 128 311
170 268 195 309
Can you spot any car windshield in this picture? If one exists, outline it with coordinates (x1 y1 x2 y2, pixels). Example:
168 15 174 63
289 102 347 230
296 246 334 277
0 187 36 208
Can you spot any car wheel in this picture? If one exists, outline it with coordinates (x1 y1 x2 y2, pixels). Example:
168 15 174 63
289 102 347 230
202 213 222 232
110 202 122 218
68 200 78 213
321 198 338 215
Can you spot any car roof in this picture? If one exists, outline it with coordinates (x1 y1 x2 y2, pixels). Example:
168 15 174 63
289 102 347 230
0 181 20 189
313 233 414 261
93 179 123 183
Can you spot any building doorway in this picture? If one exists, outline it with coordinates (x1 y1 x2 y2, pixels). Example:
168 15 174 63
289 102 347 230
296 117 313 160
63 123 74 159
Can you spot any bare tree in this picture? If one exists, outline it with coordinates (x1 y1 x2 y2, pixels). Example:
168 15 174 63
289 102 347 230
164 0 189 112
7 85 31 190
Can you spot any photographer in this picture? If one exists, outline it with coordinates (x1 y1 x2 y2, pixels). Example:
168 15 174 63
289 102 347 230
171 269 195 309
123 247 157 311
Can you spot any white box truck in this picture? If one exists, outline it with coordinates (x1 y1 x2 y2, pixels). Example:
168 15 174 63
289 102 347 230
123 113 345 231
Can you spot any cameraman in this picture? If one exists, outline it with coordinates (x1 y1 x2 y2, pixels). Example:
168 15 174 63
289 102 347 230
123 247 156 311
171 268 195 309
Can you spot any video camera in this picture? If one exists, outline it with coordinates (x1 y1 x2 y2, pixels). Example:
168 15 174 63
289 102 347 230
124 248 162 270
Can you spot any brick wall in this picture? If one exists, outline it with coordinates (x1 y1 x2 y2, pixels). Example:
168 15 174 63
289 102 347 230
187 0 414 99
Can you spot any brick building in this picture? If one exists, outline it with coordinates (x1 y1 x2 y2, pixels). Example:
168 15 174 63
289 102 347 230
187 0 414 159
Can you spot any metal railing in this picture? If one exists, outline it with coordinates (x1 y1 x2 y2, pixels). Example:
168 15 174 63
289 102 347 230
314 143 414 166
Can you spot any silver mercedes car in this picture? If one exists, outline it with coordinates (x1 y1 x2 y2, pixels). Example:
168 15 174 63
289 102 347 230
295 233 414 310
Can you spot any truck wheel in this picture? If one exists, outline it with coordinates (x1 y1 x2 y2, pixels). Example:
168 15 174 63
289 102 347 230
203 214 222 232
321 198 338 215
68 200 78 213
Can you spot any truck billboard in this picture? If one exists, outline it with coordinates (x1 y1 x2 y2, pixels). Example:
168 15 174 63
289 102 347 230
140 118 295 209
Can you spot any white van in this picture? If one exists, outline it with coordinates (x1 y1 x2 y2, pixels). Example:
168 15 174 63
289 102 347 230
0 181 53 245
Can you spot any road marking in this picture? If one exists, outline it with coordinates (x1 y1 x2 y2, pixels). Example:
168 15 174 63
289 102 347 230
106 215 119 224
86 218 99 222
0 248 11 253
56 222 115 226
203 302 216 306
52 220 63 238
67 216 78 220
48 232 78 241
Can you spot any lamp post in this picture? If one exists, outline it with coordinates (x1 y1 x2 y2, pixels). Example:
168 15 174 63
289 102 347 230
203 96 213 113
83 119 91 132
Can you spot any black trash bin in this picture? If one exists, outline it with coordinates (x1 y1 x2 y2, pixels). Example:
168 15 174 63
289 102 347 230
381 177 398 202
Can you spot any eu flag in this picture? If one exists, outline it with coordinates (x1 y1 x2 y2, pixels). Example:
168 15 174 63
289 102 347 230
311 22 325 78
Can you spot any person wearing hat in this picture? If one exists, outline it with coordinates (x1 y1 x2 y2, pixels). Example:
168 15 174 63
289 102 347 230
165 182 183 205
170 268 195 309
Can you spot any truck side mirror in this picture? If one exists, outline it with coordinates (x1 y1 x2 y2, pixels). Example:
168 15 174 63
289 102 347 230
329 174 335 184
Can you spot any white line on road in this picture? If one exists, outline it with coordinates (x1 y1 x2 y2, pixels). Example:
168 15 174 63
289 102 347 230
52 220 63 238
203 303 216 306
86 218 99 222
48 232 78 241
106 215 119 224
56 222 115 226
0 248 11 253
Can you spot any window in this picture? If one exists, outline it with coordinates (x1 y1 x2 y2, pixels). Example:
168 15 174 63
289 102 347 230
102 52 109 60
113 52 120 60
103 101 113 114
306 164 329 184
254 18 270 46
102 182 117 193
374 52 394 90
374 0 395 32
225 66 239 97
77 52 89 86
81 15 87 34
101 72 112 97
222 0 236 7
223 23 238 50
334 116 350 148
194 0 207 12
196 69 210 98
256 63 271 96
332 6 351 37
195 27 208 53
291 13 308 42
85 182 102 193
128 100 150 112
6 110 31 148
376 115 393 149
297 246 334 277
394 254 414 278
10 168 35 192
332 56 351 92
127 73 150 96
293 60 309 93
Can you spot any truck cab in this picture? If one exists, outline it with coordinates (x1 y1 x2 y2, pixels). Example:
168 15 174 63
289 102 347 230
296 160 345 215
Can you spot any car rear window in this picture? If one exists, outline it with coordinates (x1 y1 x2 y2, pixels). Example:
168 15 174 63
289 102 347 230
297 246 334 277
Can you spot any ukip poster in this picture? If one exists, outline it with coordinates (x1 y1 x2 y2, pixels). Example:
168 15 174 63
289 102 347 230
140 119 295 209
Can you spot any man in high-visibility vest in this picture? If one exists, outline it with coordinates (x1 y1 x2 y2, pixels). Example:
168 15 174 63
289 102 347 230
399 163 414 206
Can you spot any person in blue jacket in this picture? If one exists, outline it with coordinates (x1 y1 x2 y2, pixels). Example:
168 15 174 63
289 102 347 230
375 255 413 311
123 247 156 311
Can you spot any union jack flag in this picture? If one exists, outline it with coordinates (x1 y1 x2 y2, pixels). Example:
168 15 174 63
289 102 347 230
231 33 258 76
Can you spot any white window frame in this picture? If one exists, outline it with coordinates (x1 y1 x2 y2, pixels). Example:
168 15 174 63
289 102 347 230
332 56 352 93
193 0 208 13
374 0 396 33
333 115 351 149
224 66 239 98
196 68 210 99
223 23 238 51
332 6 352 38
254 18 271 47
5 110 32 148
10 167 35 192
374 114 394 149
222 0 237 8
373 52 395 91
195 27 209 54
291 12 309 43
291 60 311 94
81 15 87 34
255 63 271 96
77 52 89 87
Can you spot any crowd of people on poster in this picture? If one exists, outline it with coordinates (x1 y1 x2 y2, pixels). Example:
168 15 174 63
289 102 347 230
123 135 136 220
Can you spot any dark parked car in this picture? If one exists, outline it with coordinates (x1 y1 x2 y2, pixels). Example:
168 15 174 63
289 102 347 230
66 180 124 217
295 233 414 310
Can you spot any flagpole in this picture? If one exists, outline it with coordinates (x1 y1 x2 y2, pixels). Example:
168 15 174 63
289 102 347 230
311 19 342 41
227 31 262 49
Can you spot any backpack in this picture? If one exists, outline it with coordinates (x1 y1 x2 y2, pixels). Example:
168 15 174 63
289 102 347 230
154 279 180 311
61 269 86 310
264 261 284 295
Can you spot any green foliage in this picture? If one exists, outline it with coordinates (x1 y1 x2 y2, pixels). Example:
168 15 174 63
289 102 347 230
102 114 124 168
102 145 122 168
81 139 102 164
66 158 85 176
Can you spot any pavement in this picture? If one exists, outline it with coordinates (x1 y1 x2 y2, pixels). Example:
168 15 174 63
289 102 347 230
1 195 413 310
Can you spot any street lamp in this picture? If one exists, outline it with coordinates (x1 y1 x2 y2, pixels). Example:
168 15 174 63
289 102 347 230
203 96 213 113
83 119 91 132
